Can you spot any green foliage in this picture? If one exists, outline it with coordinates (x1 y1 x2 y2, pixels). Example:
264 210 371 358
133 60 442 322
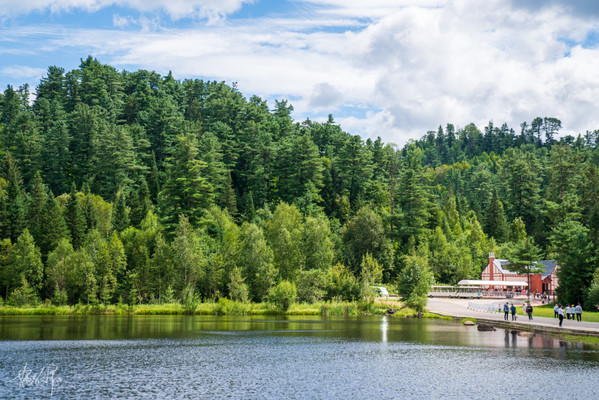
397 252 433 312
238 222 276 302
228 267 249 303
182 284 199 313
8 276 38 307
268 280 297 311
3 61 599 307
171 215 206 293
296 269 328 303
342 207 393 278
264 202 303 281
9 229 44 293
327 263 361 301
585 269 599 311
158 134 214 234
360 252 383 291
551 219 596 306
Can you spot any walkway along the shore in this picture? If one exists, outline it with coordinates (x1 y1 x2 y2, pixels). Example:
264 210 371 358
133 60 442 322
427 298 599 337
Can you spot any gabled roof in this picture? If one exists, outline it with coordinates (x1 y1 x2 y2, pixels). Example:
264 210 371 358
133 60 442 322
537 260 559 280
492 259 558 279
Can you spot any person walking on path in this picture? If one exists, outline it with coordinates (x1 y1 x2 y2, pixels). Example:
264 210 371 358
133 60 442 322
526 303 533 320
557 304 564 327
571 305 576 320
575 304 582 321
503 302 510 321
510 303 517 321
565 305 571 320
554 304 559 318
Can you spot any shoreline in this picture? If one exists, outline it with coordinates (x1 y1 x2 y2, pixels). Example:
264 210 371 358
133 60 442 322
427 298 599 346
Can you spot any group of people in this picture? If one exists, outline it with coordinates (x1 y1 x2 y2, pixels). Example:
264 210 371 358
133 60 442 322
502 302 533 321
554 303 582 327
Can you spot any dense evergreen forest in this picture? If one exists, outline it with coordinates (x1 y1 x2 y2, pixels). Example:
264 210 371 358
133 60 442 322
1 57 599 310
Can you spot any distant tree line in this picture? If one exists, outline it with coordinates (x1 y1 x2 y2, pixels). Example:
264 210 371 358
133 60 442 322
1 57 598 310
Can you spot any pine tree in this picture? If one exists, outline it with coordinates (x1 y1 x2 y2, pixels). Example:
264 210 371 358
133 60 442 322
111 189 130 233
129 177 152 227
484 188 507 241
39 190 69 257
158 134 214 234
27 171 47 246
65 183 87 249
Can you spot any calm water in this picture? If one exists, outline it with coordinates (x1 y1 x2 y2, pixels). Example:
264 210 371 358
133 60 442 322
1 315 598 399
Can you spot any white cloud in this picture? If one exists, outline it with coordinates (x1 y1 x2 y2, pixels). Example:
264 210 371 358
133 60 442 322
0 65 46 80
0 0 253 22
3 0 599 146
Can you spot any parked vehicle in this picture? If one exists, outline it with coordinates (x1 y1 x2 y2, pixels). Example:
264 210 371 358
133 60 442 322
372 286 389 298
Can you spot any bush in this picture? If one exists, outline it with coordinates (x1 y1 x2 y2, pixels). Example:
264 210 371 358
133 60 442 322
268 281 297 311
326 263 360 301
397 253 432 312
182 285 199 314
52 284 68 306
296 269 327 303
585 272 599 311
228 267 249 303
8 277 39 307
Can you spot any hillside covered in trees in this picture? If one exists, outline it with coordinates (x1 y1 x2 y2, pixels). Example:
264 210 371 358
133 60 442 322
1 57 599 310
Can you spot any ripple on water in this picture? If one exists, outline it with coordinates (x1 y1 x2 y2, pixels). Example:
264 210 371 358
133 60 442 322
0 317 598 399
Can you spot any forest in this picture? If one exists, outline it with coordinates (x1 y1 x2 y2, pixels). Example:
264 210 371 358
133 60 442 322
1 57 599 310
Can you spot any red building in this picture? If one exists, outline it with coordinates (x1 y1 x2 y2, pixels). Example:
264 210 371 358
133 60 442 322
480 253 559 295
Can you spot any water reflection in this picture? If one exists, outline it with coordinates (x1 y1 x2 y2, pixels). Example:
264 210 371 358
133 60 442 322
1 316 599 399
381 316 388 343
1 315 597 353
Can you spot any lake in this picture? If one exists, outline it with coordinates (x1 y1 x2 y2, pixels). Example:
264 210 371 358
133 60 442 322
1 315 598 399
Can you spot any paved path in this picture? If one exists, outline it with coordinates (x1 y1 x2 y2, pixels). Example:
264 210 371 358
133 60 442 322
427 298 599 336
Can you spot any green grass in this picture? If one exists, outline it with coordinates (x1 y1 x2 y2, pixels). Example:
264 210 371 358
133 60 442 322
0 300 388 317
521 303 599 323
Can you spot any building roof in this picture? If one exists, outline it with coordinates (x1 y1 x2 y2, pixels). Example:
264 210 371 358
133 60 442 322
458 280 528 287
492 259 558 279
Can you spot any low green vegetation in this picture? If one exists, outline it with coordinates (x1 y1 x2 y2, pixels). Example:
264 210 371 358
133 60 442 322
0 299 392 316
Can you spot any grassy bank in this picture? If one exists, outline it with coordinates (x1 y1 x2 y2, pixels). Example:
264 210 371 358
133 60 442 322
0 299 393 317
0 298 450 318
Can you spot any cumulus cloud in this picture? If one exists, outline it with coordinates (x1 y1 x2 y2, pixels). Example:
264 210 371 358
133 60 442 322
309 82 343 108
0 65 46 80
0 0 253 22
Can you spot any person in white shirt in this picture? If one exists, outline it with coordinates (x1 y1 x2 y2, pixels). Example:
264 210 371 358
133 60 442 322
565 305 571 319
557 304 564 327
575 304 582 321
553 304 559 318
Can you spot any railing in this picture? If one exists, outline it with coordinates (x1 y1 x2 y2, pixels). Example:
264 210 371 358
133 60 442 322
467 302 500 313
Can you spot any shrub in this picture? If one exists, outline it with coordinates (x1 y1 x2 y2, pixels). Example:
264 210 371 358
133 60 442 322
182 285 199 314
8 277 39 307
585 271 599 311
268 281 297 311
326 263 360 301
296 269 327 303
228 267 249 303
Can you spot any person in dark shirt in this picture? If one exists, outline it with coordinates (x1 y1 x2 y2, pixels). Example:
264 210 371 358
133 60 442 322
526 303 533 320
510 303 517 321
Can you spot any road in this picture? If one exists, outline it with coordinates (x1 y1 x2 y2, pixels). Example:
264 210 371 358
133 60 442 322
427 298 599 336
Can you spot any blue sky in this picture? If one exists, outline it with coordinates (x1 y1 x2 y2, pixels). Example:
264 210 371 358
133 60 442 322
1 0 599 145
